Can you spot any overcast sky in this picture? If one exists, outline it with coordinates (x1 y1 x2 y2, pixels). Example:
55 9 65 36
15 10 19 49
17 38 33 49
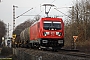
0 0 74 37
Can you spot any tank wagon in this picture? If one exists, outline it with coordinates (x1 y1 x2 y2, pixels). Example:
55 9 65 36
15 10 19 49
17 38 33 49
19 28 30 47
19 17 64 50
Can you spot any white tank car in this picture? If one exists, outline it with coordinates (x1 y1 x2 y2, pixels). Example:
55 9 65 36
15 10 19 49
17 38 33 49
20 27 30 46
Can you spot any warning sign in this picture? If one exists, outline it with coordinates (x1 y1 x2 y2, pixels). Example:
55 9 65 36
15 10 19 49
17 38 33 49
73 36 78 42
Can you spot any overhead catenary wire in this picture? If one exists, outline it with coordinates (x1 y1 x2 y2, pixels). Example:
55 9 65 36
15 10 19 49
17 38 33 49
26 0 56 17
15 8 33 19
15 0 57 19
51 0 56 3
17 0 46 18
54 8 71 18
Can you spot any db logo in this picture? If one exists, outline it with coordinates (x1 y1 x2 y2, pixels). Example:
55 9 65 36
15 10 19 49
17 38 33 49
51 32 54 36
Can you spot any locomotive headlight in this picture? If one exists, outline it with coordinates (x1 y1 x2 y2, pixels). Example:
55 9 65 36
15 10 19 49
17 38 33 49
43 32 50 36
56 32 62 36
56 32 59 35
44 32 47 36
46 32 50 35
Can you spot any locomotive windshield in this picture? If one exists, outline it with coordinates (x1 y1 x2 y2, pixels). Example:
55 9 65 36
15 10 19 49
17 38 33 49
43 21 61 30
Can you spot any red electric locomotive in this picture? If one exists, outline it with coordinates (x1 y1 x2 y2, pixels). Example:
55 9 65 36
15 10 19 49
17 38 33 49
30 17 64 50
16 4 64 50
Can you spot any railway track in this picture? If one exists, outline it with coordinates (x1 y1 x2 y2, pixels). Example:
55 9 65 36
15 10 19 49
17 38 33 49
66 52 90 58
57 49 90 58
41 48 90 59
38 47 90 58
13 48 90 60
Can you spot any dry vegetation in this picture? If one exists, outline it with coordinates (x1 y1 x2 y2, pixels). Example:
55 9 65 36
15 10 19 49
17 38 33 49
0 20 6 45
64 0 90 53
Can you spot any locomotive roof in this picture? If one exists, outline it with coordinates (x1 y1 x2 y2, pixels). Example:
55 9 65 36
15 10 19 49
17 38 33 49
31 17 63 26
39 17 62 21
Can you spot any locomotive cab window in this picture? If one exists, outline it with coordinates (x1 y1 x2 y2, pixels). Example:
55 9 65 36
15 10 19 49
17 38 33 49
43 21 61 30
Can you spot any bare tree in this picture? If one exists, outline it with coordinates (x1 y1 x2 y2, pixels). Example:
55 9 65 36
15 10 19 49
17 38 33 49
0 20 6 45
64 0 90 49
